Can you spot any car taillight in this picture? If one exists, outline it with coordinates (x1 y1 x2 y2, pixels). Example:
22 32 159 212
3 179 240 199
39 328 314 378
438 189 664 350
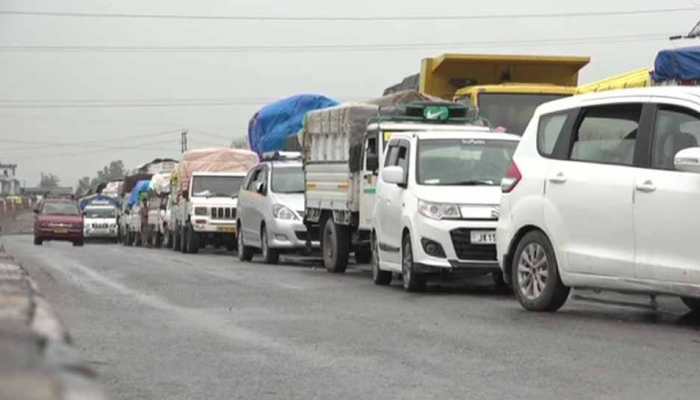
501 162 522 193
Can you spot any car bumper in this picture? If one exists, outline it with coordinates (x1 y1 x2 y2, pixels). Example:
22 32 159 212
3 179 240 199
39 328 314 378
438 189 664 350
84 228 118 238
412 216 499 272
35 228 83 241
191 219 237 235
268 218 319 249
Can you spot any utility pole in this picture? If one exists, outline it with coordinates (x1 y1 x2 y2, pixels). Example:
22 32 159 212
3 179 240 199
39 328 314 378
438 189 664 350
181 129 188 153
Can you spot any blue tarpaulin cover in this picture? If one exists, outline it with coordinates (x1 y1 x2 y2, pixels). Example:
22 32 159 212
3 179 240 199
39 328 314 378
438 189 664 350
248 94 338 156
653 46 700 82
127 180 151 208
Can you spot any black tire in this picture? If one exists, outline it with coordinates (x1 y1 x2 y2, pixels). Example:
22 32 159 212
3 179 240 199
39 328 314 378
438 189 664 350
33 237 42 246
322 218 349 273
173 228 181 252
179 226 187 253
371 233 391 286
73 239 84 247
354 244 372 264
512 230 570 312
401 233 425 292
154 232 162 249
185 225 200 254
681 297 700 312
261 227 279 264
237 229 254 262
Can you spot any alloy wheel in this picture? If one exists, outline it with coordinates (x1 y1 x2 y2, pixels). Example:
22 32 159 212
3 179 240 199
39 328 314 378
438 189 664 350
517 243 549 300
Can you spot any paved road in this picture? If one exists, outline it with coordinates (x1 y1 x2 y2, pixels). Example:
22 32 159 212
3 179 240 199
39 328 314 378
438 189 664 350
2 234 700 400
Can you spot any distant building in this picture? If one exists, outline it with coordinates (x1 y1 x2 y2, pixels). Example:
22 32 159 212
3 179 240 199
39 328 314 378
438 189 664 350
0 163 20 196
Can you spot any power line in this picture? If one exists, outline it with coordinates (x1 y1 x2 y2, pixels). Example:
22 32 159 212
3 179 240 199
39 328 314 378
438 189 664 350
0 33 672 54
0 129 183 152
0 7 694 21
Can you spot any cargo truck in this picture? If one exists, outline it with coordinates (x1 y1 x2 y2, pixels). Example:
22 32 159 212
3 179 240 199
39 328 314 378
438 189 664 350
385 53 590 135
303 96 480 273
168 148 258 254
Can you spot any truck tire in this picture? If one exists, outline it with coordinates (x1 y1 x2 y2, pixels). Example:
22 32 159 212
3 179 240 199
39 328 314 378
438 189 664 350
172 228 181 251
261 227 279 265
179 227 187 253
185 225 200 254
33 237 43 246
354 245 372 264
154 232 162 249
322 218 348 273
237 230 254 262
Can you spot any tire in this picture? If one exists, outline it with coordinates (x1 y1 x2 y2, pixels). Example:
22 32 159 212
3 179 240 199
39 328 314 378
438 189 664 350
238 229 254 262
73 239 84 247
225 240 236 252
179 226 187 253
173 228 181 252
261 227 279 264
681 297 700 312
512 230 570 312
371 233 391 286
185 225 200 254
154 232 162 249
322 218 349 273
33 237 42 246
354 245 372 264
401 233 425 292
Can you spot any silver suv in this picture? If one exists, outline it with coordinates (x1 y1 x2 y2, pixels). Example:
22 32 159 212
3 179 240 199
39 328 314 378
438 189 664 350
236 152 316 264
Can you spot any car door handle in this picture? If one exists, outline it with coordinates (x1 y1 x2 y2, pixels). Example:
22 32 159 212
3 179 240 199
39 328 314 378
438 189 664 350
548 172 567 184
636 180 656 193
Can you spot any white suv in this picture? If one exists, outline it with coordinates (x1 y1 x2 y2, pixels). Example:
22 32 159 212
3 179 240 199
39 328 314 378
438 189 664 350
373 128 519 291
497 87 700 312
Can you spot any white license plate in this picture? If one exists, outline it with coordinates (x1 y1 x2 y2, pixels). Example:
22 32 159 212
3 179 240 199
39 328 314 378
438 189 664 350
470 230 496 245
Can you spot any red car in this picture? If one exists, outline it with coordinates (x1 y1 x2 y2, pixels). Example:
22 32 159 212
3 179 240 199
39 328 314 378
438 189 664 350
33 199 84 246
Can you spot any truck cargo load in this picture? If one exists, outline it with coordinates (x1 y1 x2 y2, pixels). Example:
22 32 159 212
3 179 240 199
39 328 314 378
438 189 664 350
172 148 258 193
653 46 700 83
249 94 339 156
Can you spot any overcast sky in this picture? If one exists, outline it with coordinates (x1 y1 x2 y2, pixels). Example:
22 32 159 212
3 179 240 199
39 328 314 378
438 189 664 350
1 0 699 187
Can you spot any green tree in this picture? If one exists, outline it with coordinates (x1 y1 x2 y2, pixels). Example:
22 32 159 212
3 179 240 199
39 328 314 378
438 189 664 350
75 176 91 196
231 137 249 149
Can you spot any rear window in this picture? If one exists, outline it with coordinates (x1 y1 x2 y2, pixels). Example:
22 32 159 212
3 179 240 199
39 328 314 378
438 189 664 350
43 202 80 215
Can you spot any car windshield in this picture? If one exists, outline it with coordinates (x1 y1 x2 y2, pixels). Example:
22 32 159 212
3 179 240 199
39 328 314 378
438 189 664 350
478 93 567 135
271 166 304 194
85 208 116 218
191 176 244 198
42 202 80 216
417 138 517 186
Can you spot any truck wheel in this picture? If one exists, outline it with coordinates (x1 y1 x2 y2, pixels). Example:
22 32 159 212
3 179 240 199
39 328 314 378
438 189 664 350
179 227 187 253
261 227 279 264
186 225 200 254
512 231 570 312
173 228 181 251
322 218 348 273
154 232 162 249
354 245 371 264
73 239 84 247
371 233 391 286
33 237 43 246
238 231 254 262
402 233 425 292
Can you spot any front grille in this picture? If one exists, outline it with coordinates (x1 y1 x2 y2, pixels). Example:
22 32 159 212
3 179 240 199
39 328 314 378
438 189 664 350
450 228 497 261
210 207 236 220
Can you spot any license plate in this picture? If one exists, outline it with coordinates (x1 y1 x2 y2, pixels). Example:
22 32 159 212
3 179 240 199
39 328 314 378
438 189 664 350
470 230 496 245
54 229 68 234
218 226 236 233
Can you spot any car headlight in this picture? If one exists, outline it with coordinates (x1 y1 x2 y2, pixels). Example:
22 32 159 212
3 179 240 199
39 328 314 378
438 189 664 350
194 207 208 216
418 200 461 220
272 204 298 221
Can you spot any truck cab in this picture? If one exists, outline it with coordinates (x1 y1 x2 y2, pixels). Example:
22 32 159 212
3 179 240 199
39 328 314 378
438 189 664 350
175 171 246 253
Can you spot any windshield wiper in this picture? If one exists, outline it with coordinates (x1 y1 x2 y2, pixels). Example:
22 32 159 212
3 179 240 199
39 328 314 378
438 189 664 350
452 179 497 186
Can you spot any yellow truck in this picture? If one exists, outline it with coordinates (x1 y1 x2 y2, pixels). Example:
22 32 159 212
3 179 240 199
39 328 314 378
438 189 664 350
385 53 590 134
575 68 652 95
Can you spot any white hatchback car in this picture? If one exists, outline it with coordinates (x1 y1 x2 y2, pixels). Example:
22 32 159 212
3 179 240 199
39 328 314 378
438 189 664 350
373 128 519 291
497 87 700 312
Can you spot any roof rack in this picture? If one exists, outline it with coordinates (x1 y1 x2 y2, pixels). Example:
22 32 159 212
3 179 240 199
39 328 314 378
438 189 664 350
261 151 303 162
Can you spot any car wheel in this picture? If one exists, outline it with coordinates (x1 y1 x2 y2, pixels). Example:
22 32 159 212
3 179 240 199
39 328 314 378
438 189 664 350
681 297 700 312
261 227 279 264
238 229 254 262
512 231 570 312
322 217 348 273
371 233 391 286
354 245 372 264
73 239 84 247
33 237 42 246
402 233 425 292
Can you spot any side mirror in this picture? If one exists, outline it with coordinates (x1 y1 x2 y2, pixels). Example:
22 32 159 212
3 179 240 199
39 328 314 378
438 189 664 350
382 166 407 187
182 190 189 200
366 153 379 172
674 147 700 173
255 181 266 195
